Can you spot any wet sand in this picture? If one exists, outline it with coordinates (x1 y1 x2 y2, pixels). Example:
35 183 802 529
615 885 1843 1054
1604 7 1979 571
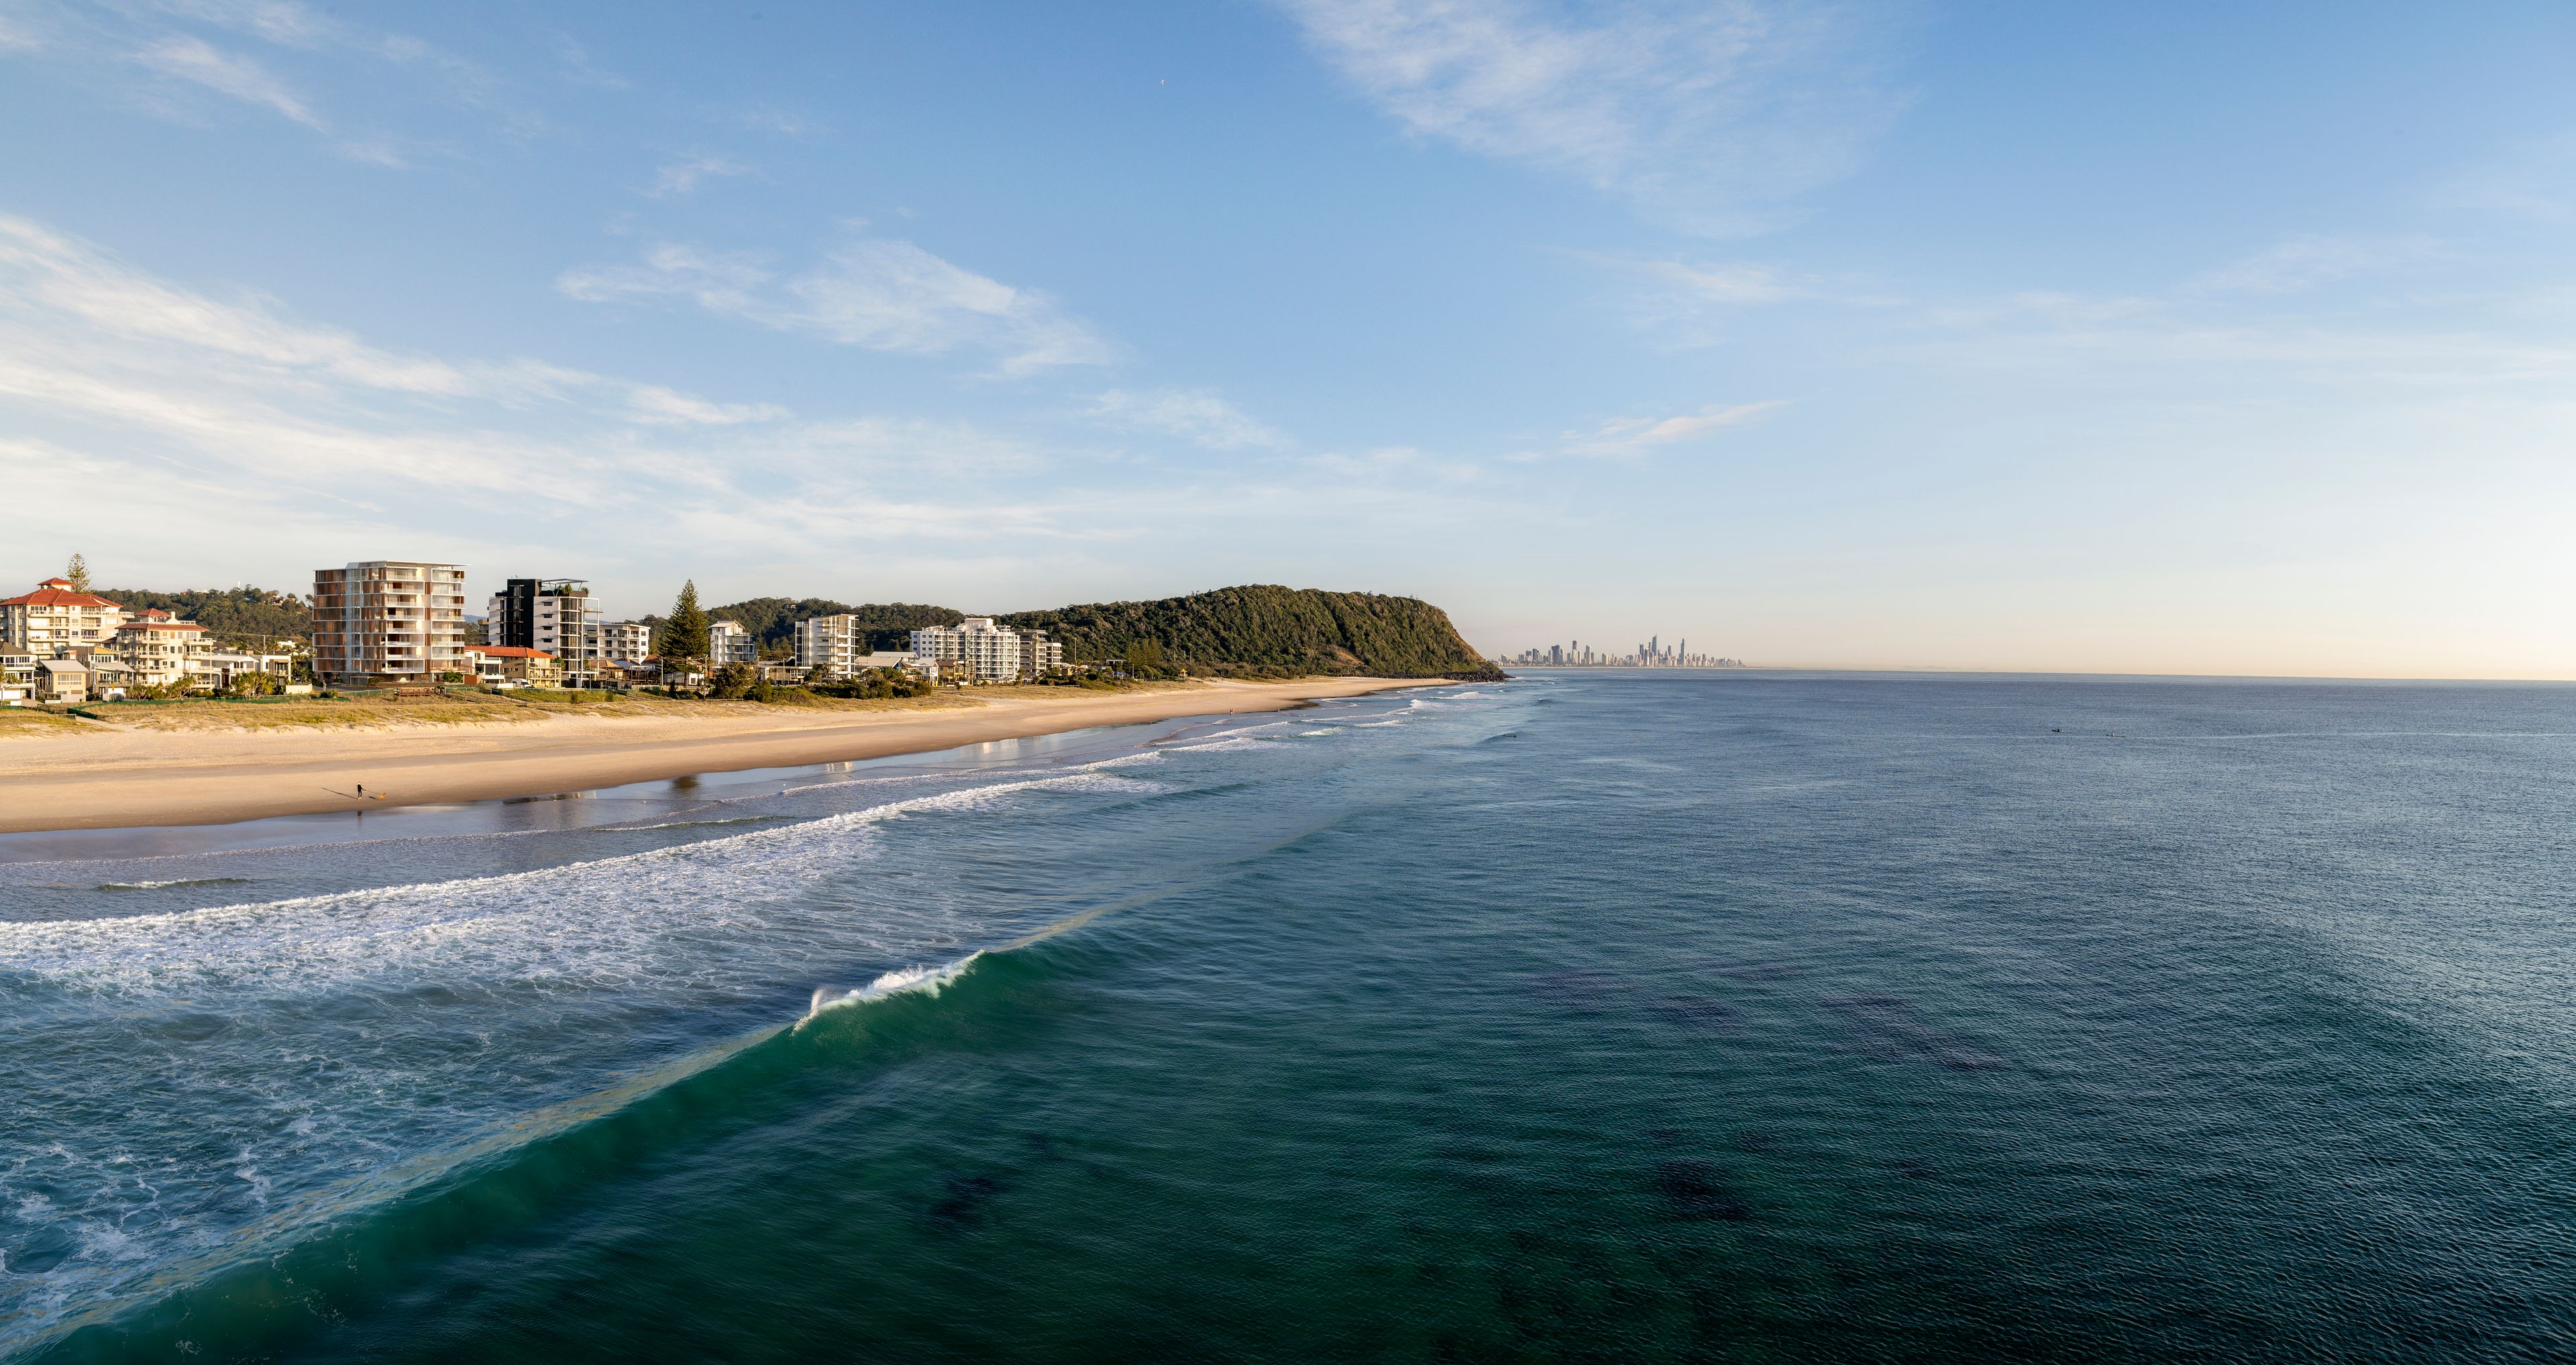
0 678 1448 833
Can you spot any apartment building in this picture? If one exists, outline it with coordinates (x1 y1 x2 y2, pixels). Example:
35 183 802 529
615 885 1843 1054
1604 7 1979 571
1021 631 1064 676
1 578 126 651
910 617 1024 684
487 579 600 681
312 561 468 686
113 610 209 690
794 614 864 681
600 621 652 666
708 619 759 665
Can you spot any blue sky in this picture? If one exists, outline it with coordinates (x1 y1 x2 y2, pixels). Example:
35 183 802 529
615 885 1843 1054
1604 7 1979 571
2 0 2571 675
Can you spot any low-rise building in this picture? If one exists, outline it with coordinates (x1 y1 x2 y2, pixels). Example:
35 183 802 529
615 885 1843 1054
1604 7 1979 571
191 651 292 692
794 614 865 681
910 618 1020 684
859 650 935 679
1 578 125 651
461 645 561 688
0 647 34 704
36 657 89 704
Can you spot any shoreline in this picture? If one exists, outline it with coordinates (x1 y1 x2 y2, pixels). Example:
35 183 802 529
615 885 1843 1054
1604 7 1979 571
0 677 1452 836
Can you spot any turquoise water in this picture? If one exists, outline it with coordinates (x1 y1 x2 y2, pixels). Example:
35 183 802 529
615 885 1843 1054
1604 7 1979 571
6 673 2576 1361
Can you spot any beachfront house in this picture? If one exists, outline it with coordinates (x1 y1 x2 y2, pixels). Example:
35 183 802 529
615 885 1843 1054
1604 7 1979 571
1 647 36 704
35 657 89 704
461 644 561 688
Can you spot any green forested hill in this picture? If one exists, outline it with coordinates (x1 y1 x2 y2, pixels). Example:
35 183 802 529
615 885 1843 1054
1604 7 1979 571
1000 586 1503 679
698 598 963 654
98 587 310 647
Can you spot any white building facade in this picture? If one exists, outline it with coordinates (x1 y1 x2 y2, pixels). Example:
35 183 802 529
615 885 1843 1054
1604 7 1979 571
794 614 864 681
600 622 652 667
0 578 125 651
485 580 600 682
910 618 1022 684
708 619 759 666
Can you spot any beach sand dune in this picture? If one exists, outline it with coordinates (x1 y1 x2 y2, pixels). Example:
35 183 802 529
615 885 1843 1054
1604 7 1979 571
0 678 1447 834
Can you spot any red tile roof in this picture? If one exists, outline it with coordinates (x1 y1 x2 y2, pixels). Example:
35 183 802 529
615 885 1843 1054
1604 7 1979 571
117 618 205 633
466 645 553 659
1 582 123 609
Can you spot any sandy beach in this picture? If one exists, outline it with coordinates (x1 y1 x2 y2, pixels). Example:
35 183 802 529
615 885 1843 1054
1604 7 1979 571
0 677 1448 834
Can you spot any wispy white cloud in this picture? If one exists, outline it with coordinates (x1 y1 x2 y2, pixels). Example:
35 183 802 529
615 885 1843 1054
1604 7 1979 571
2190 233 2444 295
133 34 323 128
559 235 1116 375
1560 399 1787 456
1279 0 1904 233
623 384 788 426
7 0 541 156
647 153 752 199
1624 257 1807 305
1087 388 1290 449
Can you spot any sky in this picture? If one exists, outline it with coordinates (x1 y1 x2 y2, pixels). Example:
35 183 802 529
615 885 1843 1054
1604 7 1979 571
1 0 2571 677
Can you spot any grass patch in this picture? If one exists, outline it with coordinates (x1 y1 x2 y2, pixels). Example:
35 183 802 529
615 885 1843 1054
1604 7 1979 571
0 706 88 732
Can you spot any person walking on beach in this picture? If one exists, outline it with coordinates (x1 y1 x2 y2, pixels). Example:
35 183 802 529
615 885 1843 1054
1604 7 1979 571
356 783 365 799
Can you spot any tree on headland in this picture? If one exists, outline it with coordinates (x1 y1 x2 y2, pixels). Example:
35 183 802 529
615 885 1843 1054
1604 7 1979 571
65 553 90 592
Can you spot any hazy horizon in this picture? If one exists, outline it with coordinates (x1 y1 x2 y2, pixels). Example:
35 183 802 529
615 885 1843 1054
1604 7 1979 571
5 1 2570 678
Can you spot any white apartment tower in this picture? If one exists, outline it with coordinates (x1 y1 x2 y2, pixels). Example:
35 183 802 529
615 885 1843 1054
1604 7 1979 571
313 561 467 686
708 619 759 666
794 614 864 681
910 617 1021 684
486 579 600 681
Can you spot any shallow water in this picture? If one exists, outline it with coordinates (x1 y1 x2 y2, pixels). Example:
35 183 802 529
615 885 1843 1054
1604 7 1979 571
7 674 2575 1361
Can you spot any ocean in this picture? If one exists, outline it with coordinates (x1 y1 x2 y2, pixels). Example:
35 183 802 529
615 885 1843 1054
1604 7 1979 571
5 672 2574 1362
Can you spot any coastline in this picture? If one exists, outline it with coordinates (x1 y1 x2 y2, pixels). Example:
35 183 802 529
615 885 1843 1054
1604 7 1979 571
0 677 1451 835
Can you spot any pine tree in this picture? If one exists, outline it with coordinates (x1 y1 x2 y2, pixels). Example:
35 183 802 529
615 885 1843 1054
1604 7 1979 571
65 553 89 591
661 580 710 665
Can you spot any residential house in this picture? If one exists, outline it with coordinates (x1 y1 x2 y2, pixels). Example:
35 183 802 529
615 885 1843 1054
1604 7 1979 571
191 651 293 692
1 647 36 704
35 657 89 704
461 644 562 688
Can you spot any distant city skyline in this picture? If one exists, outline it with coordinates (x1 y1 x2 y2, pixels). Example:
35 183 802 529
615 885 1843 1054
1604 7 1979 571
3 3 2571 677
